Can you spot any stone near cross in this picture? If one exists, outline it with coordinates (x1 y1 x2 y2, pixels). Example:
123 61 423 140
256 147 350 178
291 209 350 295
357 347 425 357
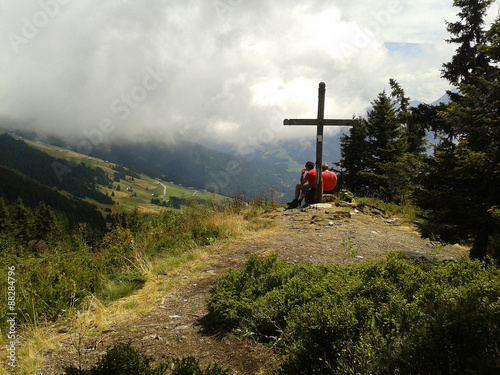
283 82 357 203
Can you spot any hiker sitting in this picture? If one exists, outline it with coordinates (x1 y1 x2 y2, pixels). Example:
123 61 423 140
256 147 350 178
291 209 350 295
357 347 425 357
287 161 316 208
321 163 337 195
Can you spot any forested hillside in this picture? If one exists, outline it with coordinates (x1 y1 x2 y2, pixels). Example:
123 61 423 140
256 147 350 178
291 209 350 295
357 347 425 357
0 166 106 235
0 134 109 235
0 134 113 205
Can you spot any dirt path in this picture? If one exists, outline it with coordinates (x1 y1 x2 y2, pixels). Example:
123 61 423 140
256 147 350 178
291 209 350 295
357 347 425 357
158 181 167 200
36 204 468 375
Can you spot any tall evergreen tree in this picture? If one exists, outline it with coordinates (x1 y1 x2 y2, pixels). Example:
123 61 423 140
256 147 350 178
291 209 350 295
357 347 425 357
10 197 31 245
339 80 423 201
416 1 499 261
338 118 370 194
444 19 499 260
364 82 411 200
33 201 59 244
391 78 428 157
363 90 405 198
0 197 8 233
442 0 494 84
366 90 404 167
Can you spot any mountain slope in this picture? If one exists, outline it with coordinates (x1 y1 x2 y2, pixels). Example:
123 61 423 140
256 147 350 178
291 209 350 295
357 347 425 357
0 164 107 231
0 133 224 229
37 205 469 374
90 141 297 199
2 127 350 202
0 133 113 205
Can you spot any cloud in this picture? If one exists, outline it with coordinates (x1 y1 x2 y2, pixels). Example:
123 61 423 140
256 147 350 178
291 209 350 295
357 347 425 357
1 0 496 150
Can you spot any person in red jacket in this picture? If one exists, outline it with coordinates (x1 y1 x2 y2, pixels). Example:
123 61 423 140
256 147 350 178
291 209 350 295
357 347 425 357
322 163 337 194
287 161 315 208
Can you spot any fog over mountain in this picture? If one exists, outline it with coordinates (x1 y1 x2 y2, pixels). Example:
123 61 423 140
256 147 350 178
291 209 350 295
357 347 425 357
1 1 498 154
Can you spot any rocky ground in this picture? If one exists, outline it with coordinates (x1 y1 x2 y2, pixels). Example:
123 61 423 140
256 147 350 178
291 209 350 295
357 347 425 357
36 203 468 375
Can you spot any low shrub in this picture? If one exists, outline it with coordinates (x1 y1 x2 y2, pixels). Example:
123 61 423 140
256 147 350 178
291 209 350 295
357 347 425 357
207 253 500 374
64 343 229 375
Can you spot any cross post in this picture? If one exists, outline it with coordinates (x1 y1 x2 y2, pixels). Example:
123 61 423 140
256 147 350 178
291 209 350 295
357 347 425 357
284 82 357 203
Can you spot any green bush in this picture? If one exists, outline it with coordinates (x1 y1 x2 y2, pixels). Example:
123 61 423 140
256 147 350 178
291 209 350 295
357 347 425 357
207 254 500 374
63 343 229 375
4 250 102 322
0 202 233 328
0 242 146 326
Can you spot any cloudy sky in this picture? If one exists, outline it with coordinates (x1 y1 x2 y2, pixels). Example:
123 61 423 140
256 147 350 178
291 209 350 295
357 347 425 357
1 0 498 151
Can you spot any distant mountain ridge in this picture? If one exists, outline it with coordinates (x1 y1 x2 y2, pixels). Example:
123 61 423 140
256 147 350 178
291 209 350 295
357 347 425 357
0 129 360 201
409 92 451 108
88 135 346 200
2 91 449 201
90 140 297 200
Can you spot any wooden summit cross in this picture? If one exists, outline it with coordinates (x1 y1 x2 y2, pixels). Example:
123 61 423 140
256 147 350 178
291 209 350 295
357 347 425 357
284 82 357 203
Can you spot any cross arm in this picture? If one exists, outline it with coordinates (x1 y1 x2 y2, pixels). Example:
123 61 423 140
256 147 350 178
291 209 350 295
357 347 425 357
283 119 358 126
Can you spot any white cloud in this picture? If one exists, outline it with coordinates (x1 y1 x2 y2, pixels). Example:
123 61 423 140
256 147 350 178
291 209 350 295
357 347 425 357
0 0 496 148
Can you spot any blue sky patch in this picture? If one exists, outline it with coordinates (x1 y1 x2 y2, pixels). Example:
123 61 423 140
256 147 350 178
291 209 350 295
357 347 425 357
384 42 425 57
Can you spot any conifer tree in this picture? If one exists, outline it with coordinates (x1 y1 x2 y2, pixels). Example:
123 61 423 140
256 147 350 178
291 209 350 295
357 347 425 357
415 1 499 261
363 90 405 199
10 197 31 245
442 0 494 84
338 118 370 194
339 80 419 201
443 19 499 260
33 201 58 244
0 197 8 233
366 91 404 166
391 79 428 156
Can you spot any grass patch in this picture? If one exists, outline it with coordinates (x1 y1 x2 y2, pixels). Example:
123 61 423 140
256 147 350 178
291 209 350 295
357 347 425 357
153 251 200 275
100 272 147 303
122 300 140 310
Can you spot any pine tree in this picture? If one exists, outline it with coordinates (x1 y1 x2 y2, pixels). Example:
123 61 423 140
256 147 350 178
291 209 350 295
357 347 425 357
33 201 59 244
442 0 494 85
10 197 31 245
339 80 423 201
443 23 500 260
338 118 370 194
391 79 428 156
416 3 499 261
0 197 8 233
363 87 409 199
414 139 472 243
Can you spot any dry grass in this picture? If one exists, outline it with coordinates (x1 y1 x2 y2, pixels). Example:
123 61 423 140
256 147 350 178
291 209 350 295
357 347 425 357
7 207 276 374
0 319 56 375
11 275 170 373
